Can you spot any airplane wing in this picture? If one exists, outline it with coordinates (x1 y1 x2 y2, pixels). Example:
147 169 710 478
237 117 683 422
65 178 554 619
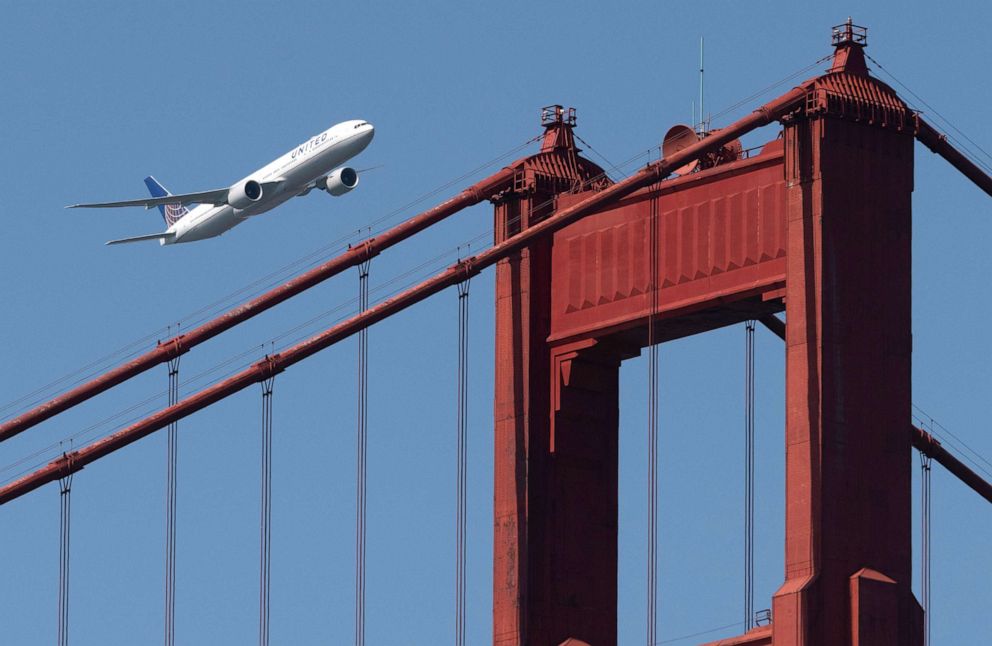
68 188 230 210
68 180 287 210
106 231 177 245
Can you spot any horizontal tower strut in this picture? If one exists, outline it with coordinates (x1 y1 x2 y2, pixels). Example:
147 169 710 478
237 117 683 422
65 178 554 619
0 167 519 443
0 83 811 506
915 116 992 198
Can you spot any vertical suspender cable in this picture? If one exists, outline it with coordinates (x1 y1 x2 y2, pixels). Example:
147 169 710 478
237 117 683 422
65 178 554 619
919 450 932 646
455 277 470 646
743 321 755 631
258 377 275 646
646 191 660 646
355 259 371 646
57 463 73 646
164 356 180 646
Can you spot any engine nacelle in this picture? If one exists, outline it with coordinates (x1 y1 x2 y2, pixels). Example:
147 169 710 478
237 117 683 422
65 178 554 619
228 179 264 209
321 166 359 197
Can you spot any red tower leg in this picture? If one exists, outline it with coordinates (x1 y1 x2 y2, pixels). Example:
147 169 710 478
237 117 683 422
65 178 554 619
772 111 922 645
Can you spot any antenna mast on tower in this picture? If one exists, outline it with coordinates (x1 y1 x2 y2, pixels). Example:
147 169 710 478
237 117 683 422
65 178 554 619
698 36 705 134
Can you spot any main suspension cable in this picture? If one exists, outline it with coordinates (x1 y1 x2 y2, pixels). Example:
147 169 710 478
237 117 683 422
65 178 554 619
743 321 756 631
258 377 275 646
355 259 371 646
0 334 166 421
455 277 470 646
164 356 180 646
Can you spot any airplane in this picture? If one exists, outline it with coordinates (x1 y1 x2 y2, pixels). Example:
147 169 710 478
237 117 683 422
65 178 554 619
68 120 375 245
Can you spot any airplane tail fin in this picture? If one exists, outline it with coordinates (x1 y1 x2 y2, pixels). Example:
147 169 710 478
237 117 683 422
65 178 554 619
144 176 189 226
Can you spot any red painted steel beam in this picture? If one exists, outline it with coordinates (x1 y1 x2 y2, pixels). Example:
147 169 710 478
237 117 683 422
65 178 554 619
758 314 786 340
912 425 992 505
0 84 810 506
915 116 992 198
0 168 519 443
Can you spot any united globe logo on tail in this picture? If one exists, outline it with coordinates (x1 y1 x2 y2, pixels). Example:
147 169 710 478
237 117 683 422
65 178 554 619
143 176 189 227
163 202 188 227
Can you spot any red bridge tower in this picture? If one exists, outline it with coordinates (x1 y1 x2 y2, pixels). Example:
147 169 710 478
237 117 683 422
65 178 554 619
493 23 921 646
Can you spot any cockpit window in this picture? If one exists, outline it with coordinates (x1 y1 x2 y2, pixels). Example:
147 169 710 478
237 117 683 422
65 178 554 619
354 122 369 129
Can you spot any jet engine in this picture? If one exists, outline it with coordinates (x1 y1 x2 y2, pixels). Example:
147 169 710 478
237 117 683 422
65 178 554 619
320 167 359 196
228 179 264 209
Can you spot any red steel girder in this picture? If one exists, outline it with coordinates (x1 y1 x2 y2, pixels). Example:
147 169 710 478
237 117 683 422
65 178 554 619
0 83 811 506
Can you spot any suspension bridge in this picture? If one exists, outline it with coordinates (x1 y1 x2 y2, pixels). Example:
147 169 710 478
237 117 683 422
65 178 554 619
3 20 991 646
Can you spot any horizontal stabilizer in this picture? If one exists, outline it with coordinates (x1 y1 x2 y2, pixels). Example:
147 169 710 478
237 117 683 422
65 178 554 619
69 188 230 210
106 231 177 246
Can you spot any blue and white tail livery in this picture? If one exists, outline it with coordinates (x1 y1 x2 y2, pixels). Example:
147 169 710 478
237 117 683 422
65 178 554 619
68 120 375 245
143 177 190 227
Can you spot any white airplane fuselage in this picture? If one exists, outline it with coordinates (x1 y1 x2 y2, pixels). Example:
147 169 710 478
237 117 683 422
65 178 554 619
165 120 374 244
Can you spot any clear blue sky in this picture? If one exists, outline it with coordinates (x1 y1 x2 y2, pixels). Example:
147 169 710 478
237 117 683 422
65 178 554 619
1 1 990 644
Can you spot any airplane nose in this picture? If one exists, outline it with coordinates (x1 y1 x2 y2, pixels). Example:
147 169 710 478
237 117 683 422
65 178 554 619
364 123 375 143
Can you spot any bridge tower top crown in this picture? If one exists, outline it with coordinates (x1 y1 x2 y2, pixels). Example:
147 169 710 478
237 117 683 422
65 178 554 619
832 17 867 48
540 105 578 153
829 17 869 75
